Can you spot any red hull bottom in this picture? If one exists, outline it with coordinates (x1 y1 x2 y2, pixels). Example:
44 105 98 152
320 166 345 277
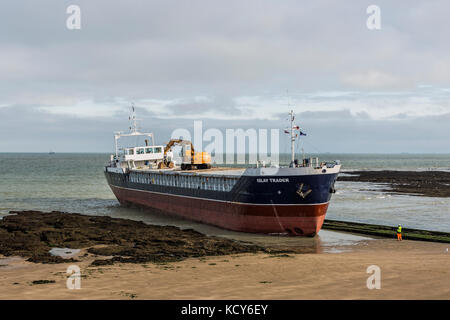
110 185 329 236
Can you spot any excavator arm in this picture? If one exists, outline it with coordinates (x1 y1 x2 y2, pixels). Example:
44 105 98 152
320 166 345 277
162 139 211 170
164 139 195 155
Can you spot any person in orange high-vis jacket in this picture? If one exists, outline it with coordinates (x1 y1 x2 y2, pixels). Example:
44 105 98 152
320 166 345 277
397 224 402 241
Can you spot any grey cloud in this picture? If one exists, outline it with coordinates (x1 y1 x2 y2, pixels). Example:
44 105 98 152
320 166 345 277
1 1 450 152
1 105 449 154
166 96 243 116
298 110 353 120
273 109 371 121
2 0 450 101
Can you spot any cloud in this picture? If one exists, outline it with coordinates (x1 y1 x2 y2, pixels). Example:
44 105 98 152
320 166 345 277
341 70 413 90
0 1 450 152
1 104 449 154
166 96 243 117
38 100 124 118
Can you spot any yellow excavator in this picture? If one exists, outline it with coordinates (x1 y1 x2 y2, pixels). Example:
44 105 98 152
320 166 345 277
158 139 211 170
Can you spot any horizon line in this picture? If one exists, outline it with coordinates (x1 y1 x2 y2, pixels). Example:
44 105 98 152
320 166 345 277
1 152 450 155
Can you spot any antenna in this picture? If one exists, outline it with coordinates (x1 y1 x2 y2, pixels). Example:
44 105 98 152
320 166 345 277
129 102 139 133
289 110 295 165
284 109 307 167
283 90 295 165
113 102 155 157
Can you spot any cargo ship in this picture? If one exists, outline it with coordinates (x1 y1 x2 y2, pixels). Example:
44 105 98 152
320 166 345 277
104 107 341 236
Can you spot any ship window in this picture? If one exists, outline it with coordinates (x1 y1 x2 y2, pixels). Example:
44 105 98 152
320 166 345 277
137 148 145 155
128 149 134 155
154 147 162 153
145 147 153 154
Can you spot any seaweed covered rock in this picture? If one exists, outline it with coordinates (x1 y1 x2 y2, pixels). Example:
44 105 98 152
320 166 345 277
0 211 270 265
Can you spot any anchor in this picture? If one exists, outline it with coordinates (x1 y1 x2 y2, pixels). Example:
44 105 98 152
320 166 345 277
296 183 312 199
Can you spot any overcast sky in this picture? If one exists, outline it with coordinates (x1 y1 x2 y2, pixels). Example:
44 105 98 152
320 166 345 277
1 0 449 153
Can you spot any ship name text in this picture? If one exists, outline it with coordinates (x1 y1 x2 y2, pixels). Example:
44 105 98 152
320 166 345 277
256 178 289 183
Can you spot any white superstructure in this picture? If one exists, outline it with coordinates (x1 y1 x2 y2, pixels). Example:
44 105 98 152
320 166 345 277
111 104 173 170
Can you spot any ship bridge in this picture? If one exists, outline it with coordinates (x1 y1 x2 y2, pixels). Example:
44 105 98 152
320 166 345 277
124 146 164 162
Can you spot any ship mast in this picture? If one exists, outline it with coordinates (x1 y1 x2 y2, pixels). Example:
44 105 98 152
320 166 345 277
285 109 306 167
289 110 295 165
113 102 155 158
129 102 138 133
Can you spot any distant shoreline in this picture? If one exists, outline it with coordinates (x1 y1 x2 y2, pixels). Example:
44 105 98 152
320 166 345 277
1 152 450 155
337 170 450 197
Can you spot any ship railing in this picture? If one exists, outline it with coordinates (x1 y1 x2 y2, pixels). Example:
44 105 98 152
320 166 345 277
291 159 340 169
325 160 340 168
129 170 239 191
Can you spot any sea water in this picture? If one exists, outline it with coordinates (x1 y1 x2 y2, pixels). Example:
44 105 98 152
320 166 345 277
0 153 449 234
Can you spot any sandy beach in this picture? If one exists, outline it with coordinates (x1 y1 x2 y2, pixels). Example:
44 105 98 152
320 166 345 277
1 237 448 300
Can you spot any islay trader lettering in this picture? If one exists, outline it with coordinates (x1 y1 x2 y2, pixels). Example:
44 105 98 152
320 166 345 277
257 178 289 183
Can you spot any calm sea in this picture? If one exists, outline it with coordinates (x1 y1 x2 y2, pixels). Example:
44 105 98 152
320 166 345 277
0 153 449 234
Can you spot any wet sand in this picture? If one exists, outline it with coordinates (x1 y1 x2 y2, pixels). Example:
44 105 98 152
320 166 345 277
1 238 448 300
1 210 448 299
